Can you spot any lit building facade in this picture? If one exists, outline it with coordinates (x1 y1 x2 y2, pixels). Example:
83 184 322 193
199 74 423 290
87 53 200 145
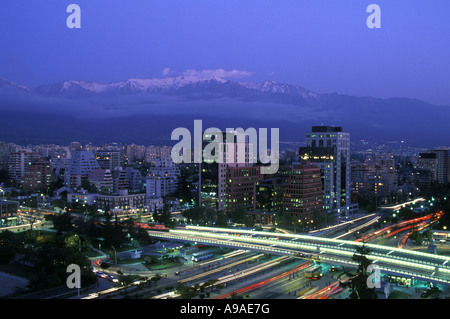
299 125 351 216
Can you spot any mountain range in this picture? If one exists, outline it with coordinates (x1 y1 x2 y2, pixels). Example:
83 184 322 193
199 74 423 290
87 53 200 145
0 76 448 147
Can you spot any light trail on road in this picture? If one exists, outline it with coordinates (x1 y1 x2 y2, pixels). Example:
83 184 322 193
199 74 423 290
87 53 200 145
302 281 342 299
214 260 313 299
178 253 265 284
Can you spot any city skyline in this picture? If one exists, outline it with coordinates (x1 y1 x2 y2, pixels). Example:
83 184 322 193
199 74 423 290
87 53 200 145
1 1 450 303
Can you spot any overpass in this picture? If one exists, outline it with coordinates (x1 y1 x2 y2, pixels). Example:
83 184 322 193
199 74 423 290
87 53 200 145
148 225 450 286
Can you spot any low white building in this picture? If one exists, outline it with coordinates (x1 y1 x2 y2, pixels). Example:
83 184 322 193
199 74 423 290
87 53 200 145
67 191 97 206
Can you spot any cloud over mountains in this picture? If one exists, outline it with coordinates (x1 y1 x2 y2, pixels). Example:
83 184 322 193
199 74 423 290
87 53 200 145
0 73 449 147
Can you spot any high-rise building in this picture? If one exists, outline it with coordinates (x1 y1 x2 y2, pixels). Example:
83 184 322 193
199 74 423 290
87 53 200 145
225 166 261 216
21 158 54 192
417 148 449 184
95 150 121 171
352 154 398 203
146 158 180 200
256 176 287 213
351 161 372 197
65 151 100 189
282 162 323 222
8 151 41 183
432 148 449 184
200 130 253 211
417 152 438 182
299 125 351 216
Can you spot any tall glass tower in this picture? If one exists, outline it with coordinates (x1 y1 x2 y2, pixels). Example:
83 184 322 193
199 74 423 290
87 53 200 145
299 125 351 217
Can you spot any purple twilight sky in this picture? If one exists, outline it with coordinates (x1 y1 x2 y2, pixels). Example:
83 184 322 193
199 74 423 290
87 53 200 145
1 0 450 106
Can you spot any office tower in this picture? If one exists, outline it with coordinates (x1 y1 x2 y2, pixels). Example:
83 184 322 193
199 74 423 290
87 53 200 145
417 148 449 184
21 158 54 192
373 153 398 197
282 163 323 222
8 151 41 183
95 150 121 171
299 125 351 216
225 166 261 217
417 153 438 182
256 175 287 213
351 161 372 197
146 158 180 200
200 130 253 211
431 148 449 184
352 154 398 203
65 150 100 189
414 169 433 190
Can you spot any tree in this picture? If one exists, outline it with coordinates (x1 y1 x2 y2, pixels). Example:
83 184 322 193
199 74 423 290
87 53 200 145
182 206 220 226
0 234 17 264
65 234 82 251
153 203 174 228
176 283 198 299
176 171 195 204
81 179 97 193
50 212 74 235
51 198 66 210
215 210 228 227
26 238 95 291
201 279 219 292
231 207 250 226
48 177 65 196
340 245 377 299
312 209 326 229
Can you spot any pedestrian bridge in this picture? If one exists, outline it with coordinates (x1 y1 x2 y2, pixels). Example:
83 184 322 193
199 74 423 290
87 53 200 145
147 225 450 286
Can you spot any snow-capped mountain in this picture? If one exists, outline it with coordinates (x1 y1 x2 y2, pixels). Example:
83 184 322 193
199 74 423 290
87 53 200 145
29 75 320 103
1 75 449 147
0 78 29 91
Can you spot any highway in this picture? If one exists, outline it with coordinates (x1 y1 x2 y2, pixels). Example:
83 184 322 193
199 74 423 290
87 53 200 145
214 260 313 299
147 224 450 286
